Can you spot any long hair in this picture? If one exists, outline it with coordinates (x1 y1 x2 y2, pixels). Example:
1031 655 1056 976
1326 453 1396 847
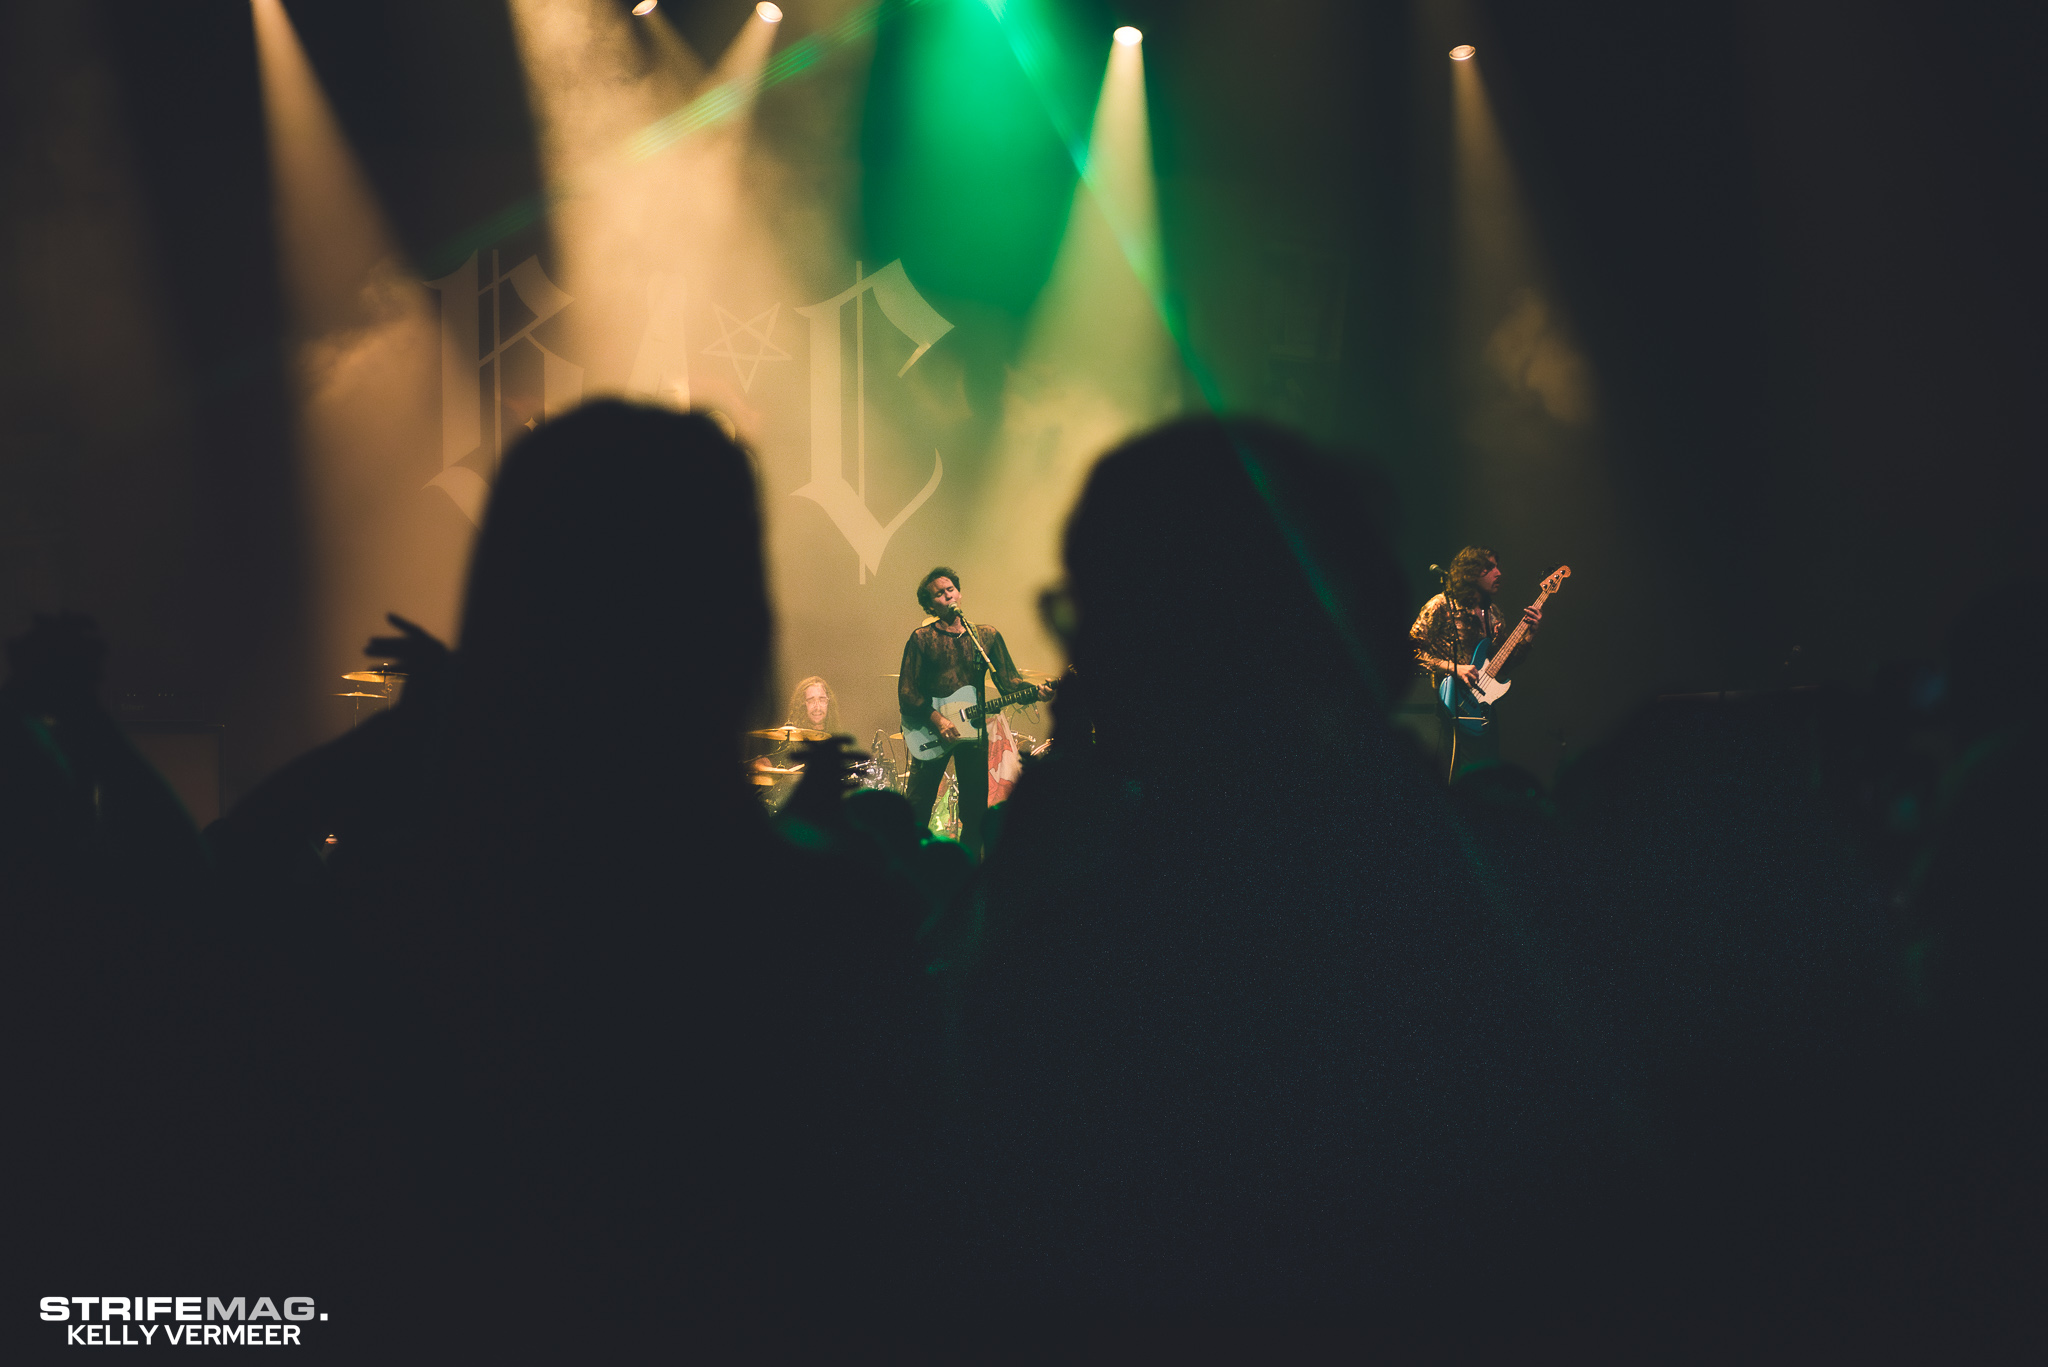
441 400 770 849
785 676 842 734
1446 545 1497 608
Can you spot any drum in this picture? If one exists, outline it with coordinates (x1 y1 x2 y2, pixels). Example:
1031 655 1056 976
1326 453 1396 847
748 760 803 812
851 756 900 793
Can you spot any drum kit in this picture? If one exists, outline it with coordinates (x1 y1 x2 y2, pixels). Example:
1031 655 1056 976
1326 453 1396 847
744 725 904 812
334 660 1054 827
334 668 405 717
743 665 1060 820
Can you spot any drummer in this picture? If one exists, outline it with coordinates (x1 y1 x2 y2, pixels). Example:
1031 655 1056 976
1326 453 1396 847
785 675 843 737
744 677 837 807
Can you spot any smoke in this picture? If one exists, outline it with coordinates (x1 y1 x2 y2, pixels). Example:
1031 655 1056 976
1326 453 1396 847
487 6 1183 738
252 0 459 742
506 0 800 411
1484 288 1593 426
505 0 905 725
969 39 1186 677
286 252 451 659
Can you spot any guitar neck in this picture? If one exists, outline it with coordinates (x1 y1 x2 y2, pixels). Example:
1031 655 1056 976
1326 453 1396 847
966 684 1042 722
1481 589 1550 679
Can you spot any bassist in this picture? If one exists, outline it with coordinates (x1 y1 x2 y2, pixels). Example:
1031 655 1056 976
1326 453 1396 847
898 567 1050 856
1409 546 1542 779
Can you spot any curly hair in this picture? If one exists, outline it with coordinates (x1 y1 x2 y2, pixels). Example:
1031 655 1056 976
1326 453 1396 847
915 566 962 614
1446 545 1498 607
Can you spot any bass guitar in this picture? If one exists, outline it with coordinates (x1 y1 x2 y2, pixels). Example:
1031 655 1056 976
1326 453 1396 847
902 680 1052 761
1439 564 1570 736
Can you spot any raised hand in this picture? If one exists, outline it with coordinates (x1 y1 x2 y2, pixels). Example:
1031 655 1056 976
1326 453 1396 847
781 735 869 826
365 612 450 674
364 613 451 714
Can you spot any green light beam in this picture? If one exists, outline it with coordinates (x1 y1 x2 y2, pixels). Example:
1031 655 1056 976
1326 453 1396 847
979 5 1219 409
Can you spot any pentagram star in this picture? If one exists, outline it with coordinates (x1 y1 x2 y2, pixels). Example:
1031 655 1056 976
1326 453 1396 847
703 303 789 393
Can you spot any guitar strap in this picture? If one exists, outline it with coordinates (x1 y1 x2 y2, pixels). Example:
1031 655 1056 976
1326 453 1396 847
959 619 1005 706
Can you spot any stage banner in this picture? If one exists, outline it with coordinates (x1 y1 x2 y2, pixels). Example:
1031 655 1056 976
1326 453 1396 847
421 228 995 743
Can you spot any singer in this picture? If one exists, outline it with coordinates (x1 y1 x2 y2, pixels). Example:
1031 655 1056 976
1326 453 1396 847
897 567 1050 857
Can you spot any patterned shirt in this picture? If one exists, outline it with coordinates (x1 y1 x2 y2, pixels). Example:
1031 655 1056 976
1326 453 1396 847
1409 593 1529 682
898 621 1029 722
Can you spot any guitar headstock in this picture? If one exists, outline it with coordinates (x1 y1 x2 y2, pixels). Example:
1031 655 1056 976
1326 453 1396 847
1540 565 1571 594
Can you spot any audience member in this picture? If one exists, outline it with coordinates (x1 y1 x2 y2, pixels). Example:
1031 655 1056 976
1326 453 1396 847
387 404 929 1352
201 403 925 1353
11 410 2043 1356
1 613 257 1315
3 612 207 901
933 418 1626 1344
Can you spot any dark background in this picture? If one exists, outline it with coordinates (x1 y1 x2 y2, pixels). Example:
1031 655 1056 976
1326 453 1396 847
2 0 2039 800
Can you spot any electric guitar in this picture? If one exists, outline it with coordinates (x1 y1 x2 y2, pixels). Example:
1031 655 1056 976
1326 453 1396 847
902 681 1052 760
1439 564 1570 736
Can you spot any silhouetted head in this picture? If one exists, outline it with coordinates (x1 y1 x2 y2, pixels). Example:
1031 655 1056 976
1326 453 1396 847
1060 417 1409 753
447 401 769 832
842 788 924 862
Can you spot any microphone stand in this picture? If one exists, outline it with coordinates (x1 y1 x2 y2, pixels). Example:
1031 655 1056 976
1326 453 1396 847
958 611 1007 723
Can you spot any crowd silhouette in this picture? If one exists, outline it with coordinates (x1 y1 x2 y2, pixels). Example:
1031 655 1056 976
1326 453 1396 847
6 401 2041 1358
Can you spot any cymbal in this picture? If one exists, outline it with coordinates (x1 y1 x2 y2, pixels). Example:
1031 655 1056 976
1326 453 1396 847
748 725 831 742
754 765 806 777
342 669 406 683
333 691 387 699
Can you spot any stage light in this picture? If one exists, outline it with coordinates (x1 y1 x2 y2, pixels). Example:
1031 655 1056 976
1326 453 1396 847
974 15 1183 675
632 0 657 15
1449 44 1476 61
757 2 782 21
251 0 464 739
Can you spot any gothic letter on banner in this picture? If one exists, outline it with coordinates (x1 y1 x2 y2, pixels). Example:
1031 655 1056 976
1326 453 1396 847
425 254 480 462
423 253 583 526
793 260 952 581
